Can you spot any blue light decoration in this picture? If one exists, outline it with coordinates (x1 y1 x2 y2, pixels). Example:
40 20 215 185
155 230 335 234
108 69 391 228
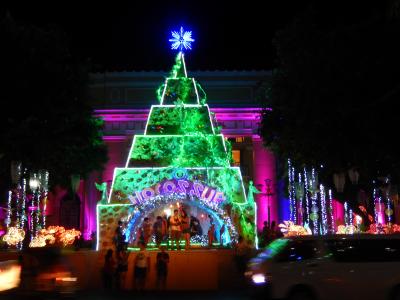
169 26 195 51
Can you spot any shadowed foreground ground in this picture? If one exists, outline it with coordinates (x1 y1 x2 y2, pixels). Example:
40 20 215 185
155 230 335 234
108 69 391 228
1 289 254 300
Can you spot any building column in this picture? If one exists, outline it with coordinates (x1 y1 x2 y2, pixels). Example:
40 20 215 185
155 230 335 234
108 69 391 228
252 136 278 231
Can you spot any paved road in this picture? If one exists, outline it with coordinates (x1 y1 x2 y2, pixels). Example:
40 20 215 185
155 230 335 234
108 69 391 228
78 290 254 300
1 290 256 300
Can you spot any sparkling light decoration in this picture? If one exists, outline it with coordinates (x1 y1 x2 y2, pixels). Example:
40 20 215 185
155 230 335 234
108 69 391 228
2 227 25 246
169 27 195 51
287 159 296 223
278 221 311 236
6 191 12 228
344 201 348 226
59 229 81 247
190 235 209 246
47 226 66 235
303 168 310 226
328 189 334 233
320 184 327 235
385 177 392 223
29 235 47 248
297 173 304 225
28 226 74 248
373 183 378 226
336 224 356 234
39 171 49 228
21 177 27 231
310 168 318 235
349 208 353 226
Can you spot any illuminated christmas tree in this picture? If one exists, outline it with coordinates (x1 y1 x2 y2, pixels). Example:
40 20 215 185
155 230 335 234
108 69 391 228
97 28 256 249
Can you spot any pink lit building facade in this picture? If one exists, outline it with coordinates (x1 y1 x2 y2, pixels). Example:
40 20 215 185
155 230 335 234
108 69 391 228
75 70 279 237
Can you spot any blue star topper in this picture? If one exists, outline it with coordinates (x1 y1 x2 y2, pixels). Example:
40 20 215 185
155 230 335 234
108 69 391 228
169 27 195 51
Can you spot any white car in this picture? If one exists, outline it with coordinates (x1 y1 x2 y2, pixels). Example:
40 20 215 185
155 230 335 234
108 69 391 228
246 235 400 300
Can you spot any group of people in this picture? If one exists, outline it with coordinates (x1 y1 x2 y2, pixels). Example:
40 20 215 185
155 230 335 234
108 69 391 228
103 242 170 291
260 220 283 247
135 208 199 250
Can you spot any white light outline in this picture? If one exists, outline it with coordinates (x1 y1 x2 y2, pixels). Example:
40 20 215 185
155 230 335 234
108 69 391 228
192 78 200 105
96 204 99 251
159 79 169 105
101 166 255 248
143 104 216 136
126 133 227 168
181 52 188 77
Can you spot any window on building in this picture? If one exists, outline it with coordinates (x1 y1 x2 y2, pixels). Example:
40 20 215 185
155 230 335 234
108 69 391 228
232 150 241 166
235 137 244 143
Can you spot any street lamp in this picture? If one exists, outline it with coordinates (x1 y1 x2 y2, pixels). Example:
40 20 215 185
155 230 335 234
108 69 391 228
265 179 274 227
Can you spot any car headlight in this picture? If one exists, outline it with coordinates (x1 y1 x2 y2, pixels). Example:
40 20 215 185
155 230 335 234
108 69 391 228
251 273 266 284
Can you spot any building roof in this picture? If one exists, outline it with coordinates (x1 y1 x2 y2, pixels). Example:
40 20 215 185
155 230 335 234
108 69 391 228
89 70 271 109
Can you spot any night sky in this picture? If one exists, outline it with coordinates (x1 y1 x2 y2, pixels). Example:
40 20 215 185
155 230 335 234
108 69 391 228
2 1 307 71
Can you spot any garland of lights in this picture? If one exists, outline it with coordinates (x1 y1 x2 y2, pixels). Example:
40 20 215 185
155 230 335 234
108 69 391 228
385 177 392 223
287 159 295 223
6 191 12 228
328 189 334 233
320 184 327 235
373 183 379 226
296 173 304 225
303 168 310 226
310 168 318 235
29 226 80 248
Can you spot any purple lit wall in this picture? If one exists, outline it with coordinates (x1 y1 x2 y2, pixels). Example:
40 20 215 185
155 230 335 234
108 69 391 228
252 136 278 230
332 199 344 230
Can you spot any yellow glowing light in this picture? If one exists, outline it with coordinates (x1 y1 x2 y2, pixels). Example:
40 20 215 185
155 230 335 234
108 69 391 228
278 221 311 237
47 226 65 234
164 208 172 217
2 227 25 246
59 229 81 246
29 236 47 248
55 277 77 282
0 261 21 292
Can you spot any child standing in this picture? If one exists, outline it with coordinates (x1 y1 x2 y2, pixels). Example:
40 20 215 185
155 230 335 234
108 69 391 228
134 242 150 291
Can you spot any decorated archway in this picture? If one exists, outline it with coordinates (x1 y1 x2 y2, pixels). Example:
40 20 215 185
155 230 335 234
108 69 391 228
123 192 237 246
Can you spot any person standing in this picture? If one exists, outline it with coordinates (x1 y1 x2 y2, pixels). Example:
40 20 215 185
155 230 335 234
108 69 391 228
156 246 170 290
153 216 164 248
169 209 182 250
161 214 168 242
115 248 129 290
102 249 115 291
134 242 150 291
143 217 152 246
208 222 216 248
180 210 191 249
114 220 124 255
234 236 250 274
219 224 226 246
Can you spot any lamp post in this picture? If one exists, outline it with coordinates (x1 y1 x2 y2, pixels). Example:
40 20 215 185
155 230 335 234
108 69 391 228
265 179 274 227
29 175 40 237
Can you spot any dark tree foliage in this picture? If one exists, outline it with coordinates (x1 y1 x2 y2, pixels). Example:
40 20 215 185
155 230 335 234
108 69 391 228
260 2 400 208
0 14 108 190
